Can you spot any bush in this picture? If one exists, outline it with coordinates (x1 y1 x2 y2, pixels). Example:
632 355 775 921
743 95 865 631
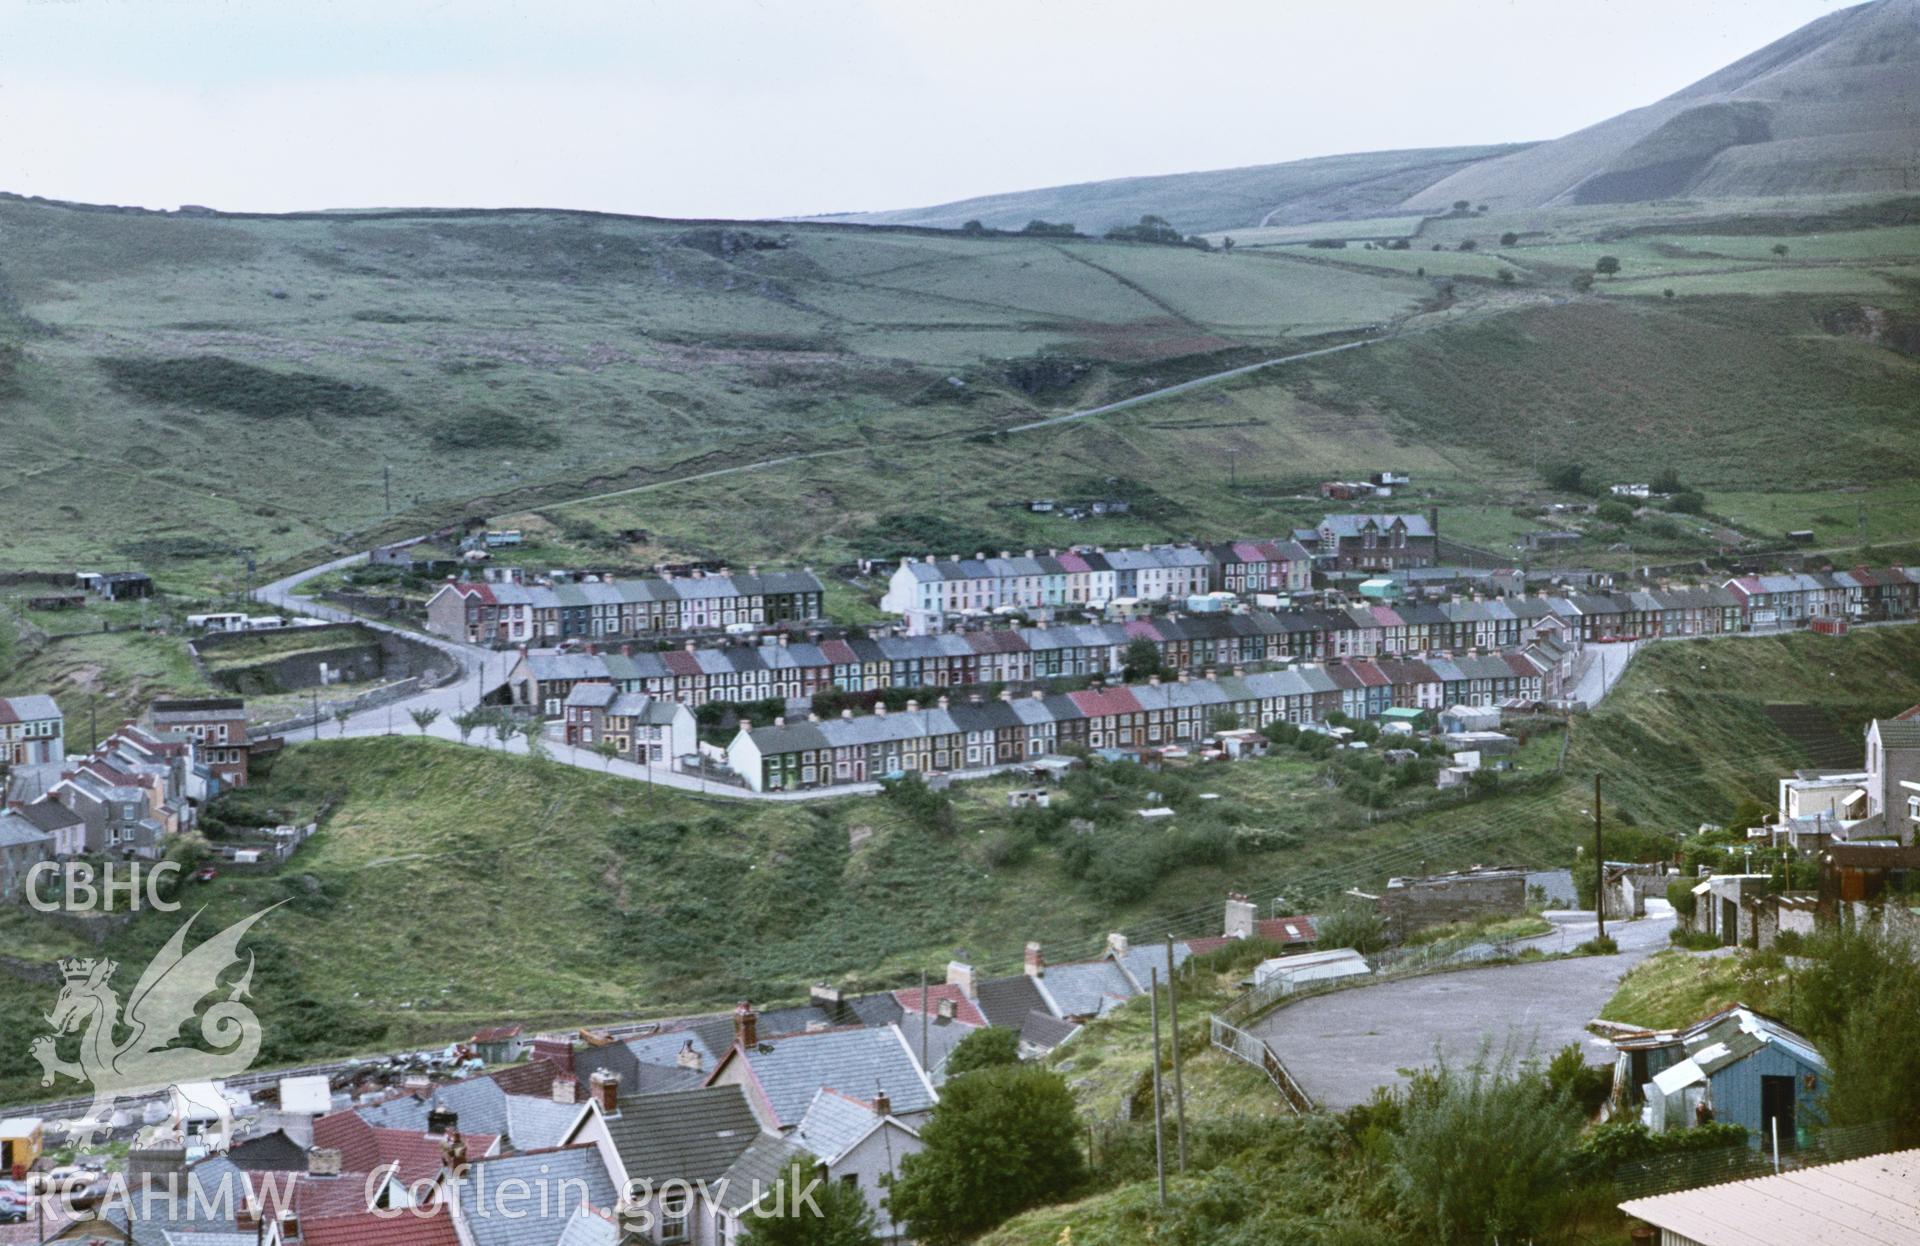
1576 935 1619 956
1596 500 1636 525
1545 1044 1613 1116
1387 1047 1582 1244
1499 232 1519 246
1315 905 1388 955
944 1025 1022 1075
1667 490 1707 515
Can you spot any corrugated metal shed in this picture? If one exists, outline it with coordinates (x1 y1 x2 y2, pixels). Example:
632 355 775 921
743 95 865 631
1618 1148 1920 1245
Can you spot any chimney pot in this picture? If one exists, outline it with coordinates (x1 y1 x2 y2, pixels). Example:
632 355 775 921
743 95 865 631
906 699 919 713
841 708 854 720
590 1069 621 1116
937 695 949 709
620 643 633 656
734 1000 759 1049
875 703 888 717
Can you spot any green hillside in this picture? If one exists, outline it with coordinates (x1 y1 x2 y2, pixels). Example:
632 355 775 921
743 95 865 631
4 191 1918 594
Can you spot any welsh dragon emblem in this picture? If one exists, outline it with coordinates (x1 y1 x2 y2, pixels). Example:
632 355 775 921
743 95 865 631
31 904 282 1148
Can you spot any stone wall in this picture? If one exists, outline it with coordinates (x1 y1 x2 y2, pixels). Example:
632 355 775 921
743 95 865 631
1373 869 1528 939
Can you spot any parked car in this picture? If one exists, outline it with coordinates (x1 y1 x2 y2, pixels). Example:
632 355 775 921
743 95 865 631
194 865 220 882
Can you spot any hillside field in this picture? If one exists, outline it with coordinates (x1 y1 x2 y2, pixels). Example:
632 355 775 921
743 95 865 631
6 193 1919 596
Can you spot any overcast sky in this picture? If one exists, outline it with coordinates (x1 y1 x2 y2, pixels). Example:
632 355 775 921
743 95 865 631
0 0 1849 219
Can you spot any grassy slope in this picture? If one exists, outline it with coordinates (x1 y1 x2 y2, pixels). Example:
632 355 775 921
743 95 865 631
5 627 1917 1100
805 145 1526 234
1599 950 1787 1031
10 194 1917 597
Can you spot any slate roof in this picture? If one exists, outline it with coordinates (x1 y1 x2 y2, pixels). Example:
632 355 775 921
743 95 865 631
793 1087 894 1164
359 1078 511 1140
503 1095 588 1153
596 1085 762 1186
1018 1011 1083 1053
0 811 52 850
220 1128 310 1173
710 1132 813 1214
451 1146 619 1246
0 694 61 723
728 1025 937 1127
1874 717 1920 748
973 973 1049 1030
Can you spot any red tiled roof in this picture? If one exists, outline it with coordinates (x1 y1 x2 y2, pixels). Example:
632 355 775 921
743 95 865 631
663 650 704 676
301 1206 463 1246
1503 653 1539 677
1255 915 1318 946
482 1057 570 1098
456 583 496 605
820 639 859 665
1325 665 1363 690
375 1128 499 1190
893 984 987 1028
313 1111 383 1175
1122 619 1163 640
1068 686 1144 718
1056 553 1091 573
966 630 1029 654
472 1025 524 1043
1350 662 1391 688
244 1169 385 1221
1183 935 1234 957
1896 704 1920 722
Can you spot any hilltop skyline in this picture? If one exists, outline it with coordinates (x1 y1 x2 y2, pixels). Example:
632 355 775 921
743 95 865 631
1 0 1849 219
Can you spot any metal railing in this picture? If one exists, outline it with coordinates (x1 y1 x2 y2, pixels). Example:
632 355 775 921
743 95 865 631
1208 1014 1313 1113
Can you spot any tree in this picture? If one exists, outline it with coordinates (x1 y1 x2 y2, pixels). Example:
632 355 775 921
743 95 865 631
1499 231 1519 246
1795 926 1920 1145
1457 239 1477 252
1595 255 1621 277
1387 1046 1582 1245
453 709 482 745
1452 199 1470 212
1666 490 1706 515
888 1064 1086 1245
1771 243 1790 258
593 738 620 771
332 708 352 737
1220 235 1235 252
1121 637 1164 683
1664 287 1676 299
1497 268 1516 285
1596 499 1636 525
492 716 516 751
959 219 988 237
409 707 440 737
1543 462 1587 494
1571 272 1595 292
518 717 547 761
743 1159 878 1246
943 1026 1021 1076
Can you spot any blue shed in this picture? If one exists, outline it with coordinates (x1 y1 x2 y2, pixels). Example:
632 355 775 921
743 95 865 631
1637 1006 1828 1151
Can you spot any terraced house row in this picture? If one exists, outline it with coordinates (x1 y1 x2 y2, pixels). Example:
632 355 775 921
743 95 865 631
505 582 1794 716
879 540 1311 619
726 655 1551 791
424 568 826 644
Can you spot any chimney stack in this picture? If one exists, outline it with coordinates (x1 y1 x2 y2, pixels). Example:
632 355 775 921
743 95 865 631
551 1076 577 1105
426 1105 459 1137
1106 932 1130 958
906 699 919 713
1024 941 1045 977
841 708 854 720
875 703 888 717
735 1000 759 1048
590 1069 621 1116
874 1092 892 1118
441 1129 470 1178
937 695 950 710
1224 892 1256 939
307 1147 343 1177
946 960 977 998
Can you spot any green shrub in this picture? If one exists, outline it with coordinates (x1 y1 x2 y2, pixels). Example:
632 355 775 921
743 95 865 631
98 355 398 419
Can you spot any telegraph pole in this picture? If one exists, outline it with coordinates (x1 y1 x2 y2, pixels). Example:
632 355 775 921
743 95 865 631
919 969 930 1077
1594 773 1606 942
1165 935 1188 1172
1149 967 1167 1206
384 463 393 516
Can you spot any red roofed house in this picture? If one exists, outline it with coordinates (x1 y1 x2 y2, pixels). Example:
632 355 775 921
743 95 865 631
1223 893 1319 951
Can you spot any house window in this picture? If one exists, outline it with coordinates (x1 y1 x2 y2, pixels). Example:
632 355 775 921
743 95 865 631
659 1189 691 1244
